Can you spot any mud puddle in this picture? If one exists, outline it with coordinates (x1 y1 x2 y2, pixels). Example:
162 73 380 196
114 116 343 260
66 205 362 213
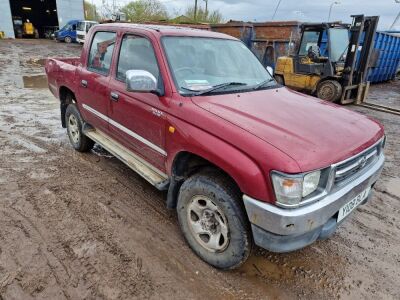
21 74 48 88
23 58 46 67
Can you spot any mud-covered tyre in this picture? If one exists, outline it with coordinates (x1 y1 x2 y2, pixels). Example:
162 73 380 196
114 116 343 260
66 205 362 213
177 169 252 270
65 103 94 152
64 36 72 43
316 80 342 102
274 74 285 85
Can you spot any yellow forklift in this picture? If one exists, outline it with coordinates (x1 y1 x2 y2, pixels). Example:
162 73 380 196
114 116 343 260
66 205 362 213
274 15 379 104
13 17 38 38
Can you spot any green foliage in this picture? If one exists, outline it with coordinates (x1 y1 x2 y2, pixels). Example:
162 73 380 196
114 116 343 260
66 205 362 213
184 5 223 23
84 1 98 21
121 0 169 22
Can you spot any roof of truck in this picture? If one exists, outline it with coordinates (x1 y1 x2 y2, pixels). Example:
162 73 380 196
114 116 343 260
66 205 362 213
94 23 237 40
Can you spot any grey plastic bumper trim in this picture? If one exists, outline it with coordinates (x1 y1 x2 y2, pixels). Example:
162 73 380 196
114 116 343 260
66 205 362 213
243 153 384 236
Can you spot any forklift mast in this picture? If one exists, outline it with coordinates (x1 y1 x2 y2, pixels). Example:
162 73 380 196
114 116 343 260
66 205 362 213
341 15 379 103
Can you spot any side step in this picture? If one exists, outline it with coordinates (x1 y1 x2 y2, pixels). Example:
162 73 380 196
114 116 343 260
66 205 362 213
83 127 169 190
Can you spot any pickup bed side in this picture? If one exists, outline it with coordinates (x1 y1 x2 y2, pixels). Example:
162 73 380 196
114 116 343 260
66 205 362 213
46 57 81 127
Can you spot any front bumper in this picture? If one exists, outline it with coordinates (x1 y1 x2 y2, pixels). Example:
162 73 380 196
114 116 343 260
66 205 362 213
243 153 384 252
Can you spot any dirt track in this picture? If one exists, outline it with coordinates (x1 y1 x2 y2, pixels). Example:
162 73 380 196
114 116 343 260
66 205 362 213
0 39 399 299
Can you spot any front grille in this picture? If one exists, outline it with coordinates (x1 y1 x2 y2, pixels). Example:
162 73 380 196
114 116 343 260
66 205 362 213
334 142 381 184
77 34 85 39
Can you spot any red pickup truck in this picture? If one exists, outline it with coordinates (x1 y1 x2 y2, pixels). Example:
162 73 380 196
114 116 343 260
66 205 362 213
45 23 385 270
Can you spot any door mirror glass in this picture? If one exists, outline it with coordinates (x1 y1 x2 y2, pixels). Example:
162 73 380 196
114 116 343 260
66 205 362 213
266 66 274 75
126 70 157 92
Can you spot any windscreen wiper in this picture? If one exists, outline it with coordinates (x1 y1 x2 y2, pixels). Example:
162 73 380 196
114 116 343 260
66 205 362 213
181 82 247 96
252 78 275 90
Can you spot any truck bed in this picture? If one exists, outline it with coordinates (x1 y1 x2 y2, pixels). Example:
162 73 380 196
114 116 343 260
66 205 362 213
48 57 81 66
45 57 81 98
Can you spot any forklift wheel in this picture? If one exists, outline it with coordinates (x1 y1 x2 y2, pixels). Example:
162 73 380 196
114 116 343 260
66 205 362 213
274 75 284 85
316 80 342 102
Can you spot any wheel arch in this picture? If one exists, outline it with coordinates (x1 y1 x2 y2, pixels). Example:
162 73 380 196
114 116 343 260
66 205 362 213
59 86 76 128
166 144 268 209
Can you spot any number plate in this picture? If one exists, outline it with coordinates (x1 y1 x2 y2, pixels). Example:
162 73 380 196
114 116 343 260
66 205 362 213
337 186 371 223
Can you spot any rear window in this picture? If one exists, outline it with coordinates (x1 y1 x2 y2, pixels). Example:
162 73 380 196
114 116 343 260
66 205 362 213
87 31 116 75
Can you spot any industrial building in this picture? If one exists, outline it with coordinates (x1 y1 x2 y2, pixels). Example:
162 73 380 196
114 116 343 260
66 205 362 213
0 0 84 38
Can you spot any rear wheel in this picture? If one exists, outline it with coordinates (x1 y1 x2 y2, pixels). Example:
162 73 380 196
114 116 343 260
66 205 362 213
65 103 94 152
316 80 342 102
177 170 252 270
64 36 72 43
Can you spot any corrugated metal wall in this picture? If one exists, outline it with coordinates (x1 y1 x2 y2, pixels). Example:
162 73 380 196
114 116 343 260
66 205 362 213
56 0 84 28
368 31 400 82
0 0 15 38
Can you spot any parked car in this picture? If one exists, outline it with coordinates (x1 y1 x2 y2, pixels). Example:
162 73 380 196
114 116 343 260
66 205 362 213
45 23 385 270
54 20 80 43
76 20 98 44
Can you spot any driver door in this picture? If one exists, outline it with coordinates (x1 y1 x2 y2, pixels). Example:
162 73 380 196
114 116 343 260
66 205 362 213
107 34 167 172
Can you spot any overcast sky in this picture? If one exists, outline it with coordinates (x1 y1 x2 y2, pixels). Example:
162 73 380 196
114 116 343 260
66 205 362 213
94 0 400 30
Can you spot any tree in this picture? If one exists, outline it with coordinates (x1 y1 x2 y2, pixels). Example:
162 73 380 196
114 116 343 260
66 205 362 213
184 5 223 23
84 1 98 21
121 0 169 22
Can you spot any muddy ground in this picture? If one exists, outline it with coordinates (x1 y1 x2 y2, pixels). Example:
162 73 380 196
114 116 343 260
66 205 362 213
0 39 399 300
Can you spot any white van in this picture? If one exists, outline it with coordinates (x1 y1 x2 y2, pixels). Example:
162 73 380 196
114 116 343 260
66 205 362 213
76 21 98 44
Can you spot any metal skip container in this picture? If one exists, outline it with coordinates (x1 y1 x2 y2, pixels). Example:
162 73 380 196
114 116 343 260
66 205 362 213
211 21 301 69
368 31 400 83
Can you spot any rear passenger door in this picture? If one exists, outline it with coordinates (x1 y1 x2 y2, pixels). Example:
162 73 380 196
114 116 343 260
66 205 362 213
77 31 116 133
107 34 167 172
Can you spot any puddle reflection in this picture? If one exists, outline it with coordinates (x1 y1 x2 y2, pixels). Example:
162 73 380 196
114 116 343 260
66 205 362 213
22 75 48 89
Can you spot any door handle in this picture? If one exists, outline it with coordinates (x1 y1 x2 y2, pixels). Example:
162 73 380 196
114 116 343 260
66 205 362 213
110 91 119 101
81 79 88 88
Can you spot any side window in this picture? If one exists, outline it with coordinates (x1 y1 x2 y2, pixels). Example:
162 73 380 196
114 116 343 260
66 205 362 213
116 35 160 82
88 31 116 75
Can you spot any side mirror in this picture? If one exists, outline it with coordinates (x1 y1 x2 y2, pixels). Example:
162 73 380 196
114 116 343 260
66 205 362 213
266 66 274 75
126 70 157 93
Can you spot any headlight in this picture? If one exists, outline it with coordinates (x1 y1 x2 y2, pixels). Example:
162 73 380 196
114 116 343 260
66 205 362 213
271 170 321 207
303 171 321 197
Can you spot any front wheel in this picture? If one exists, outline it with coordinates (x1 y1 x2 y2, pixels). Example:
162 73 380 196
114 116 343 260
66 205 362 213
316 80 342 102
64 36 72 43
177 170 252 270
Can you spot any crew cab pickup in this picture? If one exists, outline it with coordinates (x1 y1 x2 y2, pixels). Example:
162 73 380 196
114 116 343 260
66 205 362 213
45 23 385 270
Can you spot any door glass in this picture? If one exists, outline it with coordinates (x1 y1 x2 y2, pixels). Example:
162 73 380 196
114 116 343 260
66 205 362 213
116 35 160 82
328 28 349 62
88 31 116 75
299 31 320 56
